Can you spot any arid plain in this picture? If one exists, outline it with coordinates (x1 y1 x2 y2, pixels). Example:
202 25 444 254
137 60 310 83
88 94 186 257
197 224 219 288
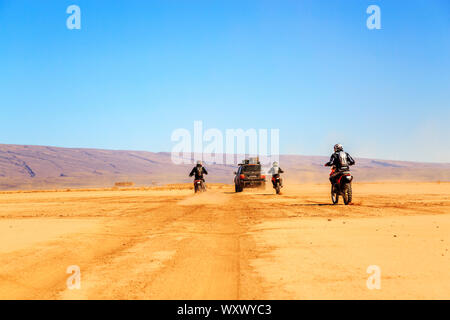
0 182 449 300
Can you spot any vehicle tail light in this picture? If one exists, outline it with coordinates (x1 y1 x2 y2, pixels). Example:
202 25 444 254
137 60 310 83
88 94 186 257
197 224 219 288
261 175 265 179
240 174 245 179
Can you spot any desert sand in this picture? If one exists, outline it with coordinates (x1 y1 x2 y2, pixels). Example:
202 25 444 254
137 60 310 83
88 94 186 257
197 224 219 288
0 182 449 300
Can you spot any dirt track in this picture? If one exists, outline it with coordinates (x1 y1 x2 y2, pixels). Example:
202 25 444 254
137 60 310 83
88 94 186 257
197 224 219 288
0 182 449 299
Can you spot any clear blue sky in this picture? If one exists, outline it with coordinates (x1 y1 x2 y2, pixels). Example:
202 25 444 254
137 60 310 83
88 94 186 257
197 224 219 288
0 0 449 162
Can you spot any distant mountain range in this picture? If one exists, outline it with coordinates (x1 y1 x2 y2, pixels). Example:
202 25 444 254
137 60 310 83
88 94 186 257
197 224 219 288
0 144 449 190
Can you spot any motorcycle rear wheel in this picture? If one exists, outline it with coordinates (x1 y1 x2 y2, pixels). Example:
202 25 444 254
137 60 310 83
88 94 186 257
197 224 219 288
331 185 339 204
343 183 352 205
275 185 281 194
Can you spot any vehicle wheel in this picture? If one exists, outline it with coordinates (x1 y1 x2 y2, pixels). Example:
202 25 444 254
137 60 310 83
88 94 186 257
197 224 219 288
235 184 243 193
331 185 339 204
194 184 198 193
275 185 281 194
343 183 352 205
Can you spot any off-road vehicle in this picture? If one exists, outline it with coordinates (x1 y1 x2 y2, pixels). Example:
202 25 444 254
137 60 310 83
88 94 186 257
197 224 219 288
234 158 266 192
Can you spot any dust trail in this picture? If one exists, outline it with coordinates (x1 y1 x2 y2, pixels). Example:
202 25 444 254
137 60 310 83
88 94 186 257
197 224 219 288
178 190 229 206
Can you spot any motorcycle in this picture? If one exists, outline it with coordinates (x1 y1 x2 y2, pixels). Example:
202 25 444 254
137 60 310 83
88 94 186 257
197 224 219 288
271 175 282 194
330 167 353 205
194 179 206 193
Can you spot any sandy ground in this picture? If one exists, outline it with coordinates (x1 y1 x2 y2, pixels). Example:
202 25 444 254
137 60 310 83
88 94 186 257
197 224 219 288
0 182 449 300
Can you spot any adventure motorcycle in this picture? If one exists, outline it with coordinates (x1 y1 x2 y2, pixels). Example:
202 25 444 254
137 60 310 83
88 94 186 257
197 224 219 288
330 167 353 205
272 175 282 194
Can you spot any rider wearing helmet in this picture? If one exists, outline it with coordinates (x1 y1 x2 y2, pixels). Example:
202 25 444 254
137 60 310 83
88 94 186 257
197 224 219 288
324 144 355 186
268 161 284 187
189 160 208 181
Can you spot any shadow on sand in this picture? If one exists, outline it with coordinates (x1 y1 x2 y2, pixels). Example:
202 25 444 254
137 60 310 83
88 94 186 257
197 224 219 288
292 203 335 206
219 191 340 205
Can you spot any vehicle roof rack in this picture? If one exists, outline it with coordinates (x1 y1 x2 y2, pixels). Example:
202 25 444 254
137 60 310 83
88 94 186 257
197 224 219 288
239 157 260 165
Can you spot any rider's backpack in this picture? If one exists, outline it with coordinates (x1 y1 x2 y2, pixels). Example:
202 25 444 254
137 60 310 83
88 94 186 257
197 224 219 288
338 151 348 167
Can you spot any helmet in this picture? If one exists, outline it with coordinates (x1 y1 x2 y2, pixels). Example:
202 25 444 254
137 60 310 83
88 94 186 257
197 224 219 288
334 144 343 152
196 160 202 166
273 161 278 167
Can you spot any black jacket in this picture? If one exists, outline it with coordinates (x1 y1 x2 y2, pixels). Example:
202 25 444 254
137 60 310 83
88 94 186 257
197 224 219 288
189 166 208 180
325 152 355 171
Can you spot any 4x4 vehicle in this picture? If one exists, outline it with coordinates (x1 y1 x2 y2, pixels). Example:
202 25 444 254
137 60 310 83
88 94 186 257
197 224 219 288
234 158 266 192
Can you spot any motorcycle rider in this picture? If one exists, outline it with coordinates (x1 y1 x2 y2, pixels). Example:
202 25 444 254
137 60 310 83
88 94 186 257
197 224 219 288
189 160 208 183
268 161 284 188
324 144 355 187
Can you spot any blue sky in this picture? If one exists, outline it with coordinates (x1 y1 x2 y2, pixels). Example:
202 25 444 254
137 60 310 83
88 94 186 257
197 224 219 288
0 0 449 162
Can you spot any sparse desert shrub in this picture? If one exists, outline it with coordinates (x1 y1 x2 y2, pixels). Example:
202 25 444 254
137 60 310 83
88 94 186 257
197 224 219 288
114 181 135 187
